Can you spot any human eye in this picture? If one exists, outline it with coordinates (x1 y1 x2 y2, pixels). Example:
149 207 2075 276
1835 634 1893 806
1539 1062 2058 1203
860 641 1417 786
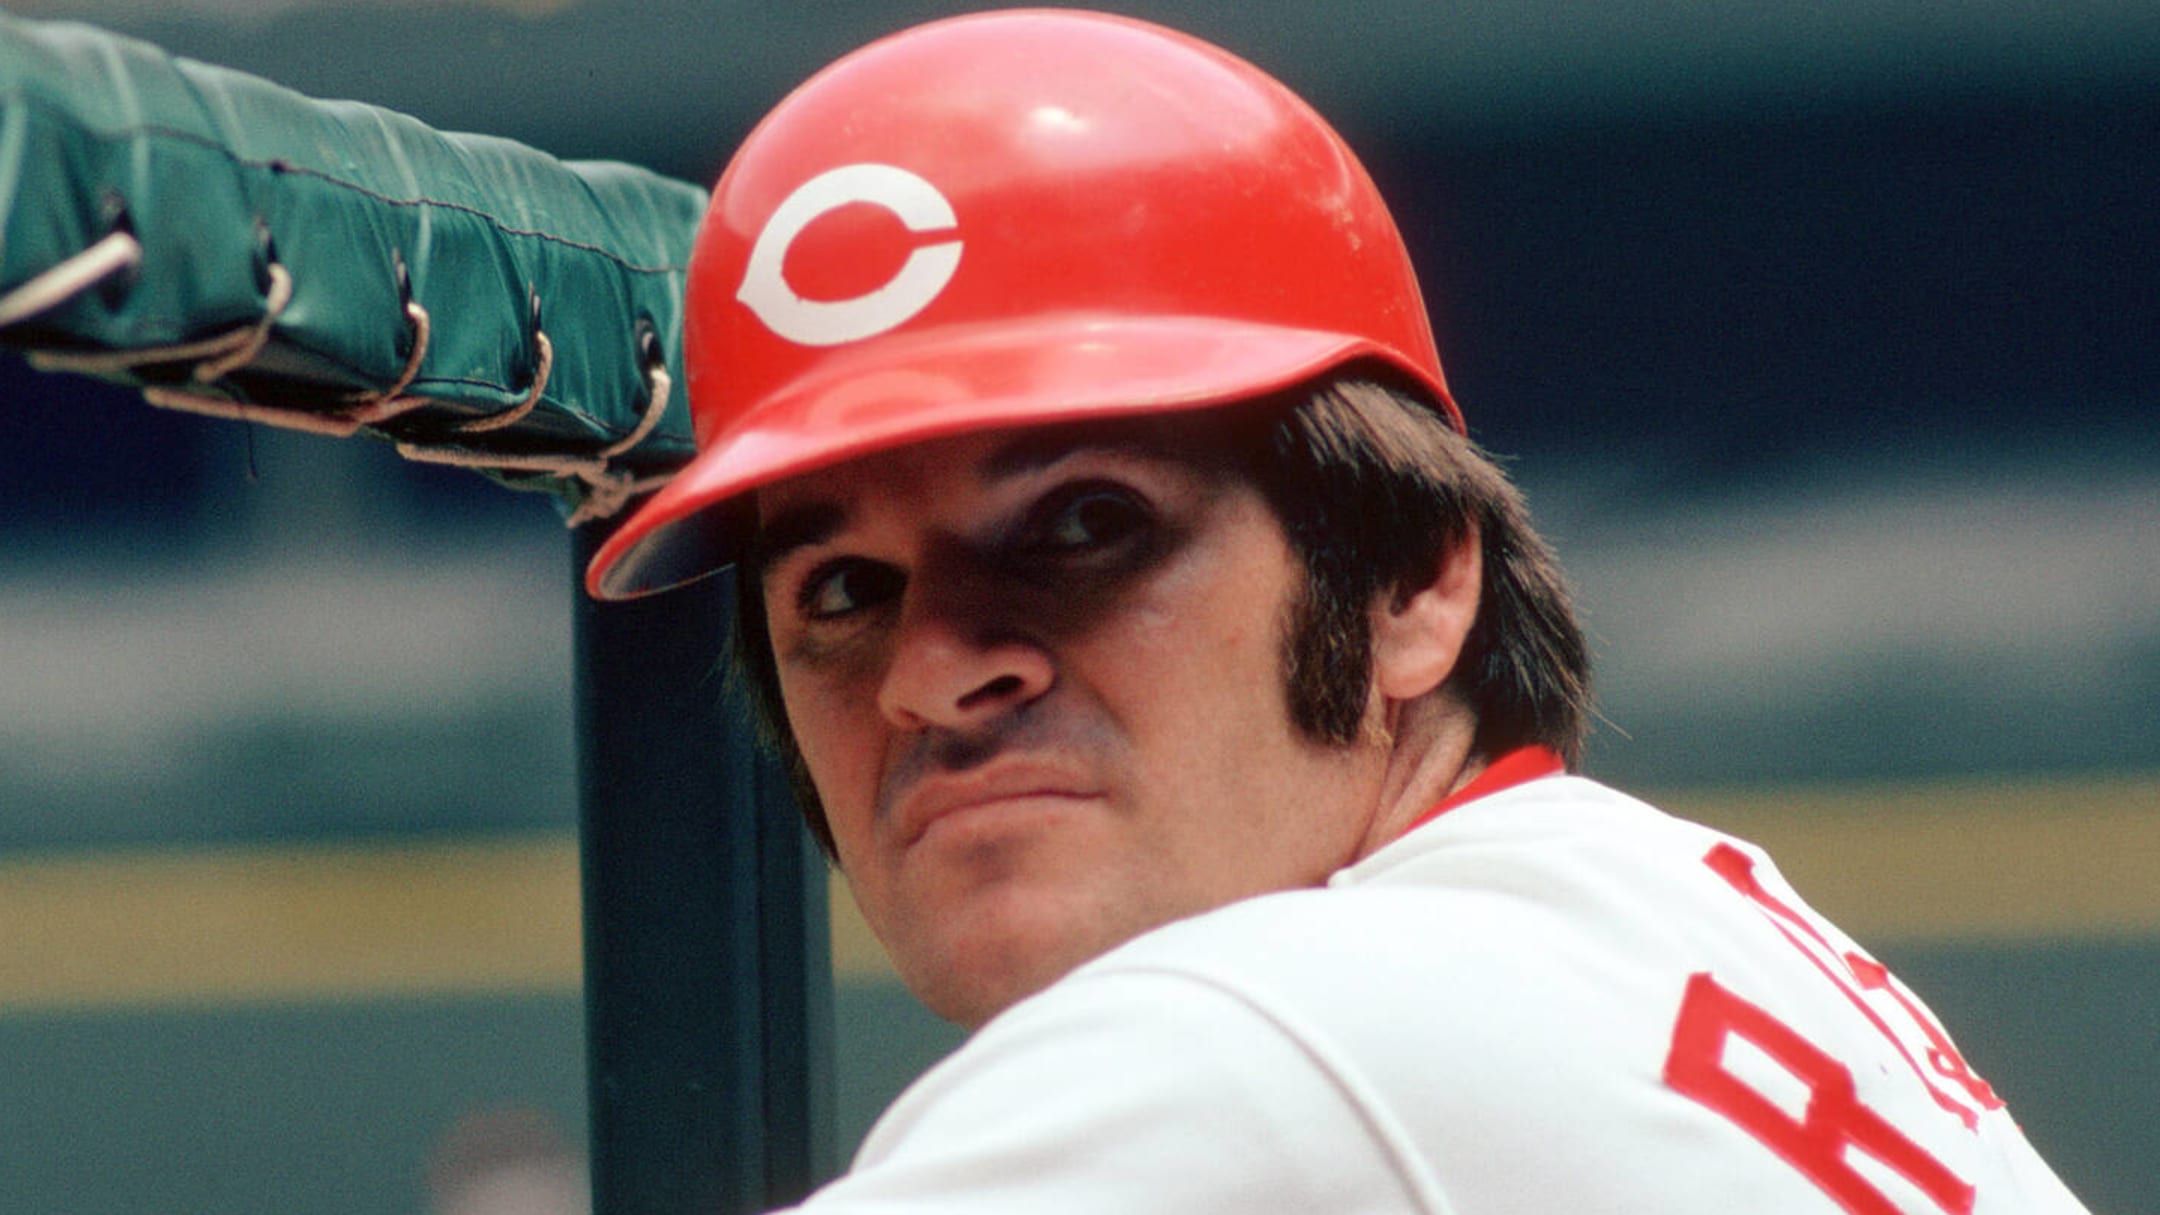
794 558 903 621
1030 481 1153 555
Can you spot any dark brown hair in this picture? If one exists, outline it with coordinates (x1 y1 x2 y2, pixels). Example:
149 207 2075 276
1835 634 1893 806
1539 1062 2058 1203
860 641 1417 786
732 371 1592 858
1250 375 1592 763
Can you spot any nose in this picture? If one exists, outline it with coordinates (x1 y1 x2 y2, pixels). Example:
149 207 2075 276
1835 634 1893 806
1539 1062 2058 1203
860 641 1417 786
875 591 1054 732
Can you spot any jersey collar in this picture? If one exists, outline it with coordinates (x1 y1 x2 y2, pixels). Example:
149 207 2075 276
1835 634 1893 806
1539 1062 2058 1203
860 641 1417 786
1397 745 1566 839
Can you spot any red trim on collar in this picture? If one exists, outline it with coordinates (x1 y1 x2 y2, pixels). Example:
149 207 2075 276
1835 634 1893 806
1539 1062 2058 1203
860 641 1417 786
1398 745 1566 838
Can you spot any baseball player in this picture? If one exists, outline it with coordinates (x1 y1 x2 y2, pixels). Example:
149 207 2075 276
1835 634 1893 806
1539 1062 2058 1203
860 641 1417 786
585 10 2092 1213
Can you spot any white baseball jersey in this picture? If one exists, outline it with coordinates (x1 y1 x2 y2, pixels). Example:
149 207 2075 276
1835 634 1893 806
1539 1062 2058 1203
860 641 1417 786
787 767 2090 1213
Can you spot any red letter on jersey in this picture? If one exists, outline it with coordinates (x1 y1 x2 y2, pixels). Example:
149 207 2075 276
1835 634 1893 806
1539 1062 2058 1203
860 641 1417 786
1702 842 1999 1128
1666 973 1976 1215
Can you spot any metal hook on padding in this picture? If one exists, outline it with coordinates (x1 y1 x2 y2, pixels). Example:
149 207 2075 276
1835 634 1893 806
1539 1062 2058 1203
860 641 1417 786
191 261 293 383
457 328 551 434
0 229 143 329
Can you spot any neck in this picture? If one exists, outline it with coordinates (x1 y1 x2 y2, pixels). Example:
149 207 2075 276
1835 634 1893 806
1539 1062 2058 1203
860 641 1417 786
1351 689 1483 862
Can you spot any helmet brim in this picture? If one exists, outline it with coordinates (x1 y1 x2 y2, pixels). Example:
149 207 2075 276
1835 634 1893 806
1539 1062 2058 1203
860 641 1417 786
583 314 1451 600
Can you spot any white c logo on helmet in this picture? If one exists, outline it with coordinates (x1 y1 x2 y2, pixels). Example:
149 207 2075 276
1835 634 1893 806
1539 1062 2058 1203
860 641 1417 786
737 163 963 347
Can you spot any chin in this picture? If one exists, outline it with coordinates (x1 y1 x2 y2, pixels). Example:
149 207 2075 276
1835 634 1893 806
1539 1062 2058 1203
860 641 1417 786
902 937 1070 1029
896 882 1157 1029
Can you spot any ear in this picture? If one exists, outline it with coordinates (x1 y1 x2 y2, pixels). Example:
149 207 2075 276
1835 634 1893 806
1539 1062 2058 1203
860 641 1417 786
1370 522 1482 703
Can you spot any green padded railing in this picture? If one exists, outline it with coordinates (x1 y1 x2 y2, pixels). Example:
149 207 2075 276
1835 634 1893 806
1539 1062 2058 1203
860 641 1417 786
0 10 707 522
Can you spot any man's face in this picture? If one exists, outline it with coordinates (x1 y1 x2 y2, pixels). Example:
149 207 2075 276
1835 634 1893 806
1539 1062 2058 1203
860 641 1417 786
755 423 1393 1026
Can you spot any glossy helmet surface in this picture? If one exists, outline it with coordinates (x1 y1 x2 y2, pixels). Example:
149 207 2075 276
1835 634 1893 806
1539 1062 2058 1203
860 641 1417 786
586 8 1456 599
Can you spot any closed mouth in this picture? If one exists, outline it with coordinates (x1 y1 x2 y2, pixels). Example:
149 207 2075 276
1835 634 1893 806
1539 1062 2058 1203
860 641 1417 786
890 761 1101 846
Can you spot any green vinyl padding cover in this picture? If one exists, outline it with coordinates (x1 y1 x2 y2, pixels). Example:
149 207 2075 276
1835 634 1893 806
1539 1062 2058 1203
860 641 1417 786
0 11 707 508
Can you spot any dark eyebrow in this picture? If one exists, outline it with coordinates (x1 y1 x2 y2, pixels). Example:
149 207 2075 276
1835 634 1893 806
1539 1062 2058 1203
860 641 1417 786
743 445 1050 577
979 419 1192 482
748 417 1221 574
743 439 1068 578
745 498 846 578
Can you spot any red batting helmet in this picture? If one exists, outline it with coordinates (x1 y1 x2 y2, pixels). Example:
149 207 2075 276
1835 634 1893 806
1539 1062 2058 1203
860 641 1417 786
585 8 1457 599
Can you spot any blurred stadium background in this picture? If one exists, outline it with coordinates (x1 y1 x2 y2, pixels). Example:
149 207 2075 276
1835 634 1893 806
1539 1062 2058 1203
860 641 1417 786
1 2 2154 1212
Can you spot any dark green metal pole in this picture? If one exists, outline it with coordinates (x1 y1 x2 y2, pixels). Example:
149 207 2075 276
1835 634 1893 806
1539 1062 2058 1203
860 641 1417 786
571 523 835 1214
